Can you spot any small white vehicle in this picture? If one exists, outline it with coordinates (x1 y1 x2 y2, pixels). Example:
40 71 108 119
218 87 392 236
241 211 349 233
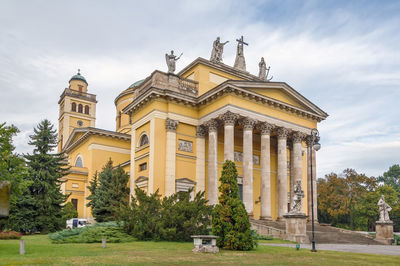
66 218 88 229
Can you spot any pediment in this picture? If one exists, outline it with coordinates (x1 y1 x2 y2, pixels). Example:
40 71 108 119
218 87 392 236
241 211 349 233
247 87 308 110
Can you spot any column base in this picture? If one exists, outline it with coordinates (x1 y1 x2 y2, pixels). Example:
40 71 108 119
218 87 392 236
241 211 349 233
375 221 394 245
283 213 310 244
260 216 273 221
247 212 254 219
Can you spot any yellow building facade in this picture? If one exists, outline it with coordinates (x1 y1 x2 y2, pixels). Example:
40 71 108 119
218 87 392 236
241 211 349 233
59 44 328 221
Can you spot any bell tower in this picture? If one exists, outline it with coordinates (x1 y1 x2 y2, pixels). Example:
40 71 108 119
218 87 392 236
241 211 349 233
58 70 97 152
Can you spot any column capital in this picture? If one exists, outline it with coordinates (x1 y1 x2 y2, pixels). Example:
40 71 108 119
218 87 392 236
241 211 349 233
276 127 290 139
305 135 320 147
257 122 274 135
219 111 239 126
292 131 306 143
166 118 179 132
205 119 219 133
196 125 207 137
240 117 257 131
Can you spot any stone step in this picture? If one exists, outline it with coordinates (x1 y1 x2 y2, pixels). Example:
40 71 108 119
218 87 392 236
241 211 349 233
250 219 382 245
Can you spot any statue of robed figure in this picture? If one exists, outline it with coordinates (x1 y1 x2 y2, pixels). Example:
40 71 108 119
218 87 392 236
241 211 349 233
258 57 273 81
165 50 182 73
289 180 305 214
378 195 392 222
210 37 229 63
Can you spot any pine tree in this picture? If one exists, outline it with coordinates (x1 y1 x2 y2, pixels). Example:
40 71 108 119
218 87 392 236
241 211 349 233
86 171 98 211
22 119 69 233
88 159 129 222
212 160 254 250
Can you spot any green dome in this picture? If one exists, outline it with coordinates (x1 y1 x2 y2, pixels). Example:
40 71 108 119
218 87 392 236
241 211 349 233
69 70 88 85
128 79 145 89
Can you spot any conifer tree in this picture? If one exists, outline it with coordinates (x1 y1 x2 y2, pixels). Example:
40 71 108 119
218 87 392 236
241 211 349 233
212 160 254 250
23 119 69 233
88 159 129 222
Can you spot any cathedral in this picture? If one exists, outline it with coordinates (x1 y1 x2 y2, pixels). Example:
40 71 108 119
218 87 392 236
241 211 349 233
58 37 328 221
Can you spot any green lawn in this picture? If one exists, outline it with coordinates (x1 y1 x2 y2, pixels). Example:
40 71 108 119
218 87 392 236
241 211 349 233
0 235 398 265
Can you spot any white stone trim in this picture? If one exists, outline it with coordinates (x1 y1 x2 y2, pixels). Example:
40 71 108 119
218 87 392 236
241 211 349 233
148 118 155 193
130 128 136 201
132 109 198 129
88 143 130 154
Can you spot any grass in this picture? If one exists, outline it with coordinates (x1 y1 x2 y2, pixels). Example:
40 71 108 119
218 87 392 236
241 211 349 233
0 235 399 265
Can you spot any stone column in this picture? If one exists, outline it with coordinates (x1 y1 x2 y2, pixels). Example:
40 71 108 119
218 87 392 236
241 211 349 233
241 117 256 214
257 122 273 220
292 132 305 183
129 127 136 201
220 111 239 162
306 136 318 223
195 126 206 193
277 127 290 219
206 119 219 205
165 118 179 196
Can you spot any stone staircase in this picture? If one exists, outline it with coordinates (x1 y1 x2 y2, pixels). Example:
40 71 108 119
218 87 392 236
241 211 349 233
250 219 382 245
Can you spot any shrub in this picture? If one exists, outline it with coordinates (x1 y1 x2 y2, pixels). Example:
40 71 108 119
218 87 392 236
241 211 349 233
48 222 134 243
117 187 212 242
212 160 255 250
0 230 22 239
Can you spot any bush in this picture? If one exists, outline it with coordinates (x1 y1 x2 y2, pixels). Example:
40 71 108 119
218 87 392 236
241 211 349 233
118 187 212 242
0 230 22 239
48 222 133 243
212 160 255 250
251 230 272 240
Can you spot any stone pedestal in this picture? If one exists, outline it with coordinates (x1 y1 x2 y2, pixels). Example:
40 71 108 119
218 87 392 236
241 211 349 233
375 221 394 245
283 213 310 244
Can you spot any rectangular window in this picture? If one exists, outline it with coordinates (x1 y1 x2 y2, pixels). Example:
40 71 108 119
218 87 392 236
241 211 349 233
139 163 147 171
71 199 78 211
238 184 243 201
72 183 79 188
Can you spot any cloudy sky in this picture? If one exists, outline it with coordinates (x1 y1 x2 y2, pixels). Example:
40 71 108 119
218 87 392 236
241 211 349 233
1 0 399 178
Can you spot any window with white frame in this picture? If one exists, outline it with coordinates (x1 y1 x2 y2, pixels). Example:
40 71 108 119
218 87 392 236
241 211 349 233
75 155 83 167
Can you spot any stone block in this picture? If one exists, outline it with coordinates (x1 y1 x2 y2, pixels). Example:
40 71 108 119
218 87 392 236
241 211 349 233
283 213 310 244
375 221 394 245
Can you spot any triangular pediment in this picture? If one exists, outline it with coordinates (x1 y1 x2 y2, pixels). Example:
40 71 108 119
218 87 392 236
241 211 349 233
247 87 308 110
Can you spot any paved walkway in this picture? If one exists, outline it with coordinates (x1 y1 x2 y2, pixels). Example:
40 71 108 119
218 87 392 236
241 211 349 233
260 243 400 256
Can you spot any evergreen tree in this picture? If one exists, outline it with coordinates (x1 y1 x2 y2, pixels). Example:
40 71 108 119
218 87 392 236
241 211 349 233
88 159 129 222
212 160 254 250
22 119 69 233
61 202 78 222
86 171 98 211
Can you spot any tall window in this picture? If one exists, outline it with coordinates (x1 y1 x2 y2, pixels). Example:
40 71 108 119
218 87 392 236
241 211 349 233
71 102 76 112
139 134 149 147
75 156 83 167
78 104 83 113
71 199 78 211
84 105 89 114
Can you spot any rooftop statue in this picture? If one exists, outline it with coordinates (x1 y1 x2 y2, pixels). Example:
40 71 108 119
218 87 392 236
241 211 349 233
165 50 182 73
210 37 229 63
258 57 273 81
378 195 392 222
289 180 304 214
233 36 248 71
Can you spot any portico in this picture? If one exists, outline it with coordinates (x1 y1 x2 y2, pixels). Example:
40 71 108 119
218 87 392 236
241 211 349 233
199 109 313 220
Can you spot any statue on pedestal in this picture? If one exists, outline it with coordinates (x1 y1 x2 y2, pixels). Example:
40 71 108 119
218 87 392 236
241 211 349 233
289 180 304 214
210 37 229 63
378 195 392 222
165 50 182 73
258 57 272 81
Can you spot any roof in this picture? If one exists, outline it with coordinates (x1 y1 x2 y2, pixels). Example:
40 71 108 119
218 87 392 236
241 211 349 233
69 71 88 85
128 79 145 89
63 127 130 153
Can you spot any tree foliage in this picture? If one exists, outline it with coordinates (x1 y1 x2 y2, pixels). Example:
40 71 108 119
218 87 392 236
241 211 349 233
118 187 212 241
87 159 129 222
378 164 400 194
318 167 400 231
5 120 69 233
61 202 78 222
212 160 255 250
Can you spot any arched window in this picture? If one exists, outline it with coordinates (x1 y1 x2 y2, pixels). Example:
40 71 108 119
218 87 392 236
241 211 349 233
71 102 76 112
139 134 149 147
78 104 83 113
75 155 83 167
84 105 89 114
